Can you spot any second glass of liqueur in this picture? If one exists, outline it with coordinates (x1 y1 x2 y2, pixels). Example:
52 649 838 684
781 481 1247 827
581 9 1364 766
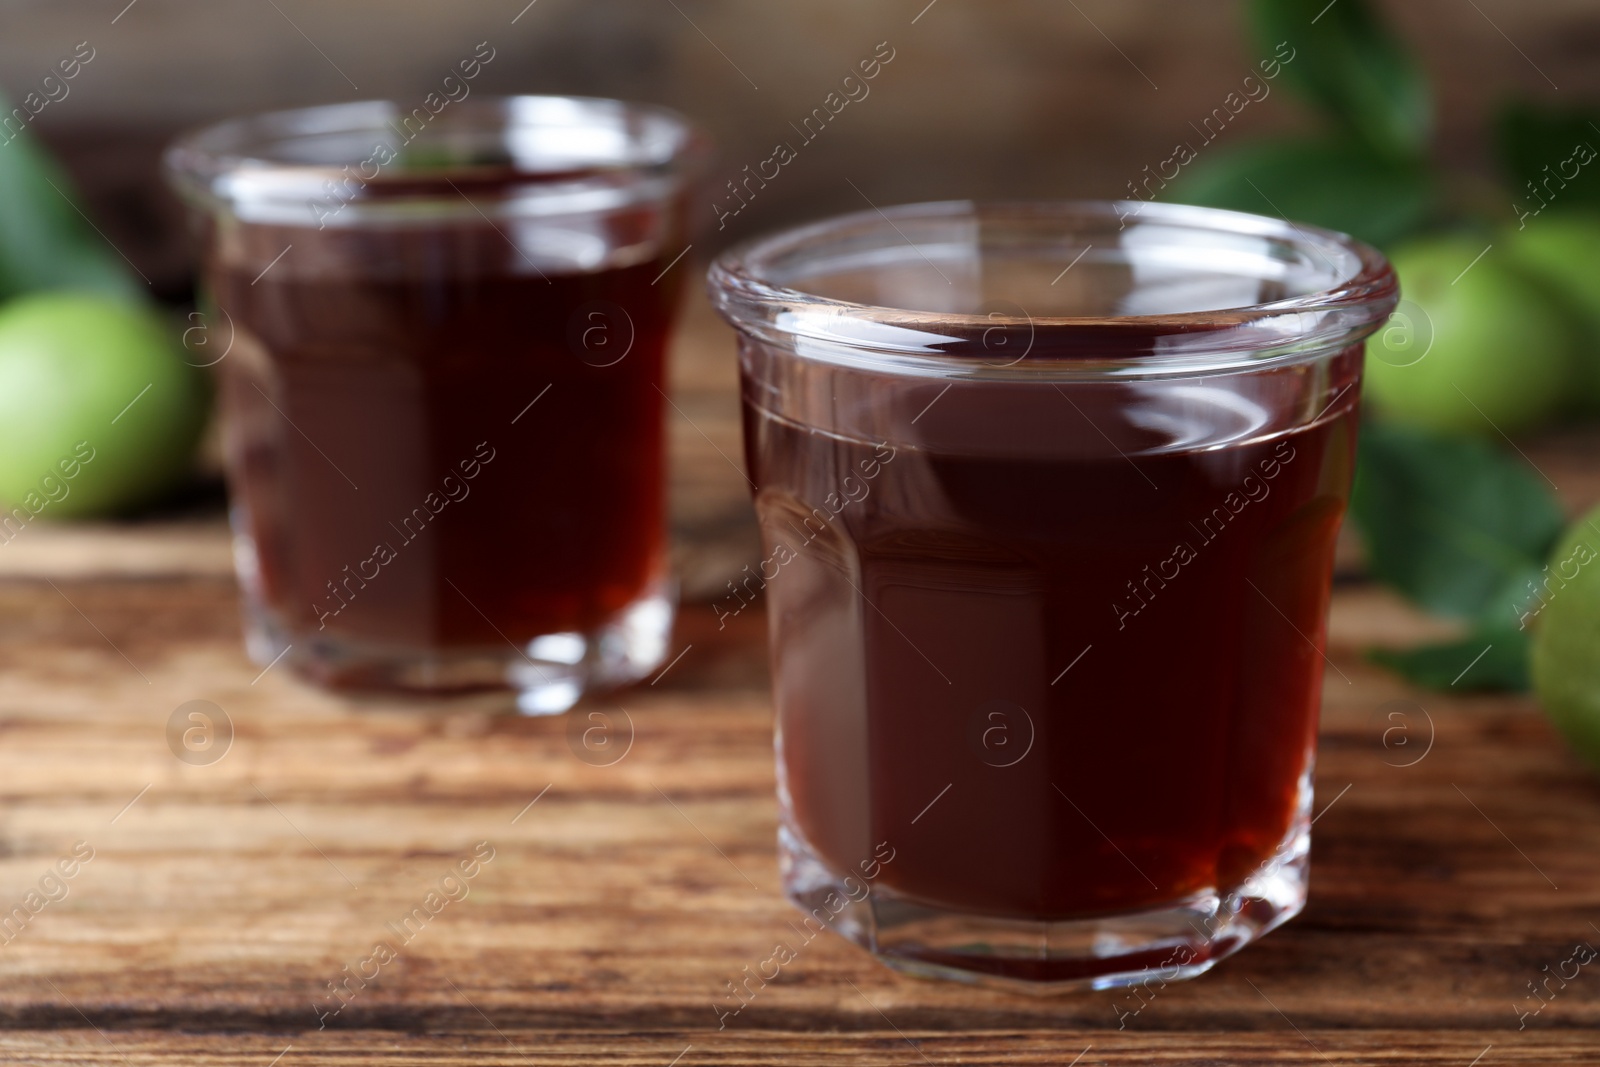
710 200 1397 989
167 97 706 712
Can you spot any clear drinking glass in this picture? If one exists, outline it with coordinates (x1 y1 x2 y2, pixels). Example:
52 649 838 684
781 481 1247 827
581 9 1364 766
709 200 1397 990
166 97 706 712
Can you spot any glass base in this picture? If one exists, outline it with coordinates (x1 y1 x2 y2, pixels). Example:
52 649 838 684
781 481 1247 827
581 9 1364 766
780 824 1308 993
241 581 675 715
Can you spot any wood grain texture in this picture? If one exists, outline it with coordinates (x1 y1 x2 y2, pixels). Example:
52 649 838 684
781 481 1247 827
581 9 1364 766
1 568 1599 1064
0 1029 1595 1066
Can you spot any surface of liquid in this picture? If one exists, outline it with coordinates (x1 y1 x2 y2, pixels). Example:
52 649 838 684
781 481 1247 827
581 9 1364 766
208 220 679 653
743 345 1360 920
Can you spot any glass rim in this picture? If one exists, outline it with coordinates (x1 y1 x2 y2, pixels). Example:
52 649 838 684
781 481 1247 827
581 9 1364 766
707 199 1400 380
164 94 710 223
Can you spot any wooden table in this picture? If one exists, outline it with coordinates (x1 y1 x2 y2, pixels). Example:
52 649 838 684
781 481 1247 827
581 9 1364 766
3 298 1599 1065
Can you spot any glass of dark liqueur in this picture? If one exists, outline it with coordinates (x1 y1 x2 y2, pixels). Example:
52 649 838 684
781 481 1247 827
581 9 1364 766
166 97 705 713
709 201 1397 990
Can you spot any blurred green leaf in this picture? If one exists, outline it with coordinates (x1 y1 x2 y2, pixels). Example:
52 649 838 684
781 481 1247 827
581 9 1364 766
1367 627 1530 692
0 93 143 302
1496 99 1600 219
1167 138 1435 246
1351 420 1566 621
1247 0 1431 159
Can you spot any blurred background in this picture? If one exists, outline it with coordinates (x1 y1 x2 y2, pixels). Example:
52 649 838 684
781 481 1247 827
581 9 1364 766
3 0 1597 295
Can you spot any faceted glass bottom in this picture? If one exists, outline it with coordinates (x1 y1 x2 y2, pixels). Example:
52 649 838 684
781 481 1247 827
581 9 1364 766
241 580 674 715
780 820 1309 992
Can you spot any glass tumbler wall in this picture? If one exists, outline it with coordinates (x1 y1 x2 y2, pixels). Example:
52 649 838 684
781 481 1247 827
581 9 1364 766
167 97 705 712
710 201 1397 989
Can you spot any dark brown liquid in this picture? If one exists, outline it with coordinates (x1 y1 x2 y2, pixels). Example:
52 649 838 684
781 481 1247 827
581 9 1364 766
744 346 1361 920
208 219 680 658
